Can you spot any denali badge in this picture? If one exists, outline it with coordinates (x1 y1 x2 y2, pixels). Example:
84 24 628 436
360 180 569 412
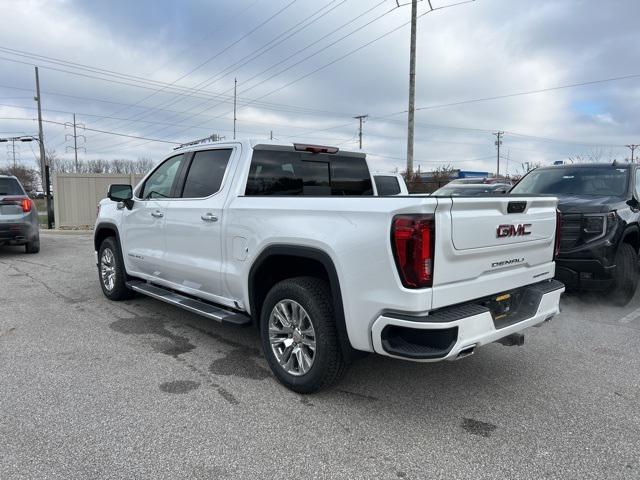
492 258 524 268
496 223 531 238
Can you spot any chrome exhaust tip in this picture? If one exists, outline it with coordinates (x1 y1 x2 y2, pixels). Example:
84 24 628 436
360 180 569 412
455 344 476 360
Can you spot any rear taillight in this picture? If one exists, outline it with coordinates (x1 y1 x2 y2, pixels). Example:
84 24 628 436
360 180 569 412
554 210 562 258
1 196 32 213
21 198 32 213
391 214 435 288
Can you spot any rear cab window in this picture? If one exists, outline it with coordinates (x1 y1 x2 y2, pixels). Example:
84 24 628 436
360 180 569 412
0 178 24 196
374 176 401 196
245 148 373 196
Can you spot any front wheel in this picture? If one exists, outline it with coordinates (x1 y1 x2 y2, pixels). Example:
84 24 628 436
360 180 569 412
608 242 639 306
98 237 134 301
260 277 346 393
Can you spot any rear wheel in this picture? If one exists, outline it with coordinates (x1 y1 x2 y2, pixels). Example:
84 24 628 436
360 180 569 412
25 238 40 254
98 237 134 301
260 276 346 393
608 242 639 306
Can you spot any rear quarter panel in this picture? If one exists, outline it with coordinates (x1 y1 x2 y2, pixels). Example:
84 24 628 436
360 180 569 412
224 196 440 351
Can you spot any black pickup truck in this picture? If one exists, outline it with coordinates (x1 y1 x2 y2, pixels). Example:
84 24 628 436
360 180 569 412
511 162 640 305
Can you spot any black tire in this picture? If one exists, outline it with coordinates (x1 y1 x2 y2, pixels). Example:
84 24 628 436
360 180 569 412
98 236 134 301
25 238 40 254
608 242 639 306
260 276 346 393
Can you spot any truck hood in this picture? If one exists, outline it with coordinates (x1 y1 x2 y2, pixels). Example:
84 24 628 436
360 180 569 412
556 195 624 214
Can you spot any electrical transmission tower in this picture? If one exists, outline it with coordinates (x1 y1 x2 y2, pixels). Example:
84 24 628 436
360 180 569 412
5 137 19 169
626 144 639 163
65 113 86 171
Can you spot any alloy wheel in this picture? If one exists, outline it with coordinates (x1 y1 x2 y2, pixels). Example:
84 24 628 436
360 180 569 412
268 299 316 376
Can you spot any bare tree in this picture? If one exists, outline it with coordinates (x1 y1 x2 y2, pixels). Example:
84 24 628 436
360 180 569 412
46 153 155 176
568 147 617 164
0 164 40 192
402 164 455 194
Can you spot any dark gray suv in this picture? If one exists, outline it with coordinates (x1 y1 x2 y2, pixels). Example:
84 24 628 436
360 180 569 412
0 175 40 253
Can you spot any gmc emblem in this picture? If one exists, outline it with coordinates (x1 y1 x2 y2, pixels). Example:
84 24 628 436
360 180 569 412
497 223 532 238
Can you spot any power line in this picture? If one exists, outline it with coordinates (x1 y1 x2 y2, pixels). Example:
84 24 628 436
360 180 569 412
117 0 346 124
94 0 393 150
0 54 350 119
206 0 476 131
115 0 427 150
89 0 308 132
373 72 640 117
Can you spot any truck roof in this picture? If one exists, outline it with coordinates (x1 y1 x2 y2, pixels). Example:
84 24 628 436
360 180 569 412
171 138 361 156
537 162 631 170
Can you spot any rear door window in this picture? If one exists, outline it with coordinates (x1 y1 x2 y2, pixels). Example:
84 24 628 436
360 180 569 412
0 178 24 196
245 149 372 196
181 149 232 198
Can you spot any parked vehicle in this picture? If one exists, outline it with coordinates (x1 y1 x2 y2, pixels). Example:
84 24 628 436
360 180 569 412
448 177 512 185
511 162 639 305
372 172 409 196
433 183 511 196
0 175 40 253
94 140 564 392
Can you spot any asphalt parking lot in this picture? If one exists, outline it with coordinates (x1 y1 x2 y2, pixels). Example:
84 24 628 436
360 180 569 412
1 232 639 479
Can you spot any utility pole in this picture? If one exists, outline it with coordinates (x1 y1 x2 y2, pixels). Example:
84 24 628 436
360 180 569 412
626 144 639 163
354 114 368 150
34 66 52 229
65 113 86 171
493 131 504 177
233 78 237 140
270 130 273 140
405 0 418 175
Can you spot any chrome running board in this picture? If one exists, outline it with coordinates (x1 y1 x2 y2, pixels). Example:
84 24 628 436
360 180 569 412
126 280 251 327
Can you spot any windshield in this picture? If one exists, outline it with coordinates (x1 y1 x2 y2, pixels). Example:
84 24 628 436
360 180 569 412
511 167 629 197
0 178 24 196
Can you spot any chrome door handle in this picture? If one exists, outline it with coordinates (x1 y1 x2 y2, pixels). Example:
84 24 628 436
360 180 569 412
201 213 218 222
151 210 164 218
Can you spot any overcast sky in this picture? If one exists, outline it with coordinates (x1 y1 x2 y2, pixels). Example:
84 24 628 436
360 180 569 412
0 0 638 174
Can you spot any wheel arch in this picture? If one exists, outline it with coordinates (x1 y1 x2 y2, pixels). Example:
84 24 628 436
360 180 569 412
248 245 357 361
94 222 122 252
620 224 640 252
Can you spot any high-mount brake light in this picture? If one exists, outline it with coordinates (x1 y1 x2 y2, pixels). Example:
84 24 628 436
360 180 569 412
391 214 435 289
293 143 339 154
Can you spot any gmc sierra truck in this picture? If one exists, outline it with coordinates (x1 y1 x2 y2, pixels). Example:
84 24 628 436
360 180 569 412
94 140 564 393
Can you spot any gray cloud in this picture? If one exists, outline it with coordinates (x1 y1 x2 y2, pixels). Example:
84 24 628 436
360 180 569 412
0 0 638 174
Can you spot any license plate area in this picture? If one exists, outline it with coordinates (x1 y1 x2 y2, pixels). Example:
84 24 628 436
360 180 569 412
481 289 529 329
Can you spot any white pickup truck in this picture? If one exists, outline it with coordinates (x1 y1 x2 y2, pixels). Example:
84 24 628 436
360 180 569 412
95 140 564 393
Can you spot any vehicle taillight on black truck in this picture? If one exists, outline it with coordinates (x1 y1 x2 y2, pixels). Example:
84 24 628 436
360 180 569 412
391 214 435 288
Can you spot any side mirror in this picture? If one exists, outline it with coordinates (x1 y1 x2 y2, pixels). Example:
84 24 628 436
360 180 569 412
627 197 640 209
107 184 134 209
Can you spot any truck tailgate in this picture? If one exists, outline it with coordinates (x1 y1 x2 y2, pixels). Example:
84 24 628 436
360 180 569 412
431 196 558 309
